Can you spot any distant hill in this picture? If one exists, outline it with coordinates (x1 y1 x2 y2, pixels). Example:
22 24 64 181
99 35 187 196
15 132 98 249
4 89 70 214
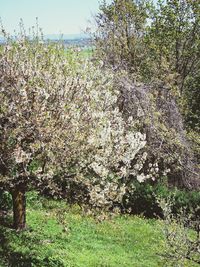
45 34 91 47
45 33 90 40
0 34 91 48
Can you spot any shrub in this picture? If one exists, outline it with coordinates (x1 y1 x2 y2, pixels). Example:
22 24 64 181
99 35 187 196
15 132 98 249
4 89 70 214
123 180 200 218
158 197 200 266
0 190 12 211
0 23 148 229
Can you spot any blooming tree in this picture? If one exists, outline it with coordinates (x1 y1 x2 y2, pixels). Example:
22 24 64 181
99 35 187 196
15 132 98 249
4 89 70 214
0 27 146 230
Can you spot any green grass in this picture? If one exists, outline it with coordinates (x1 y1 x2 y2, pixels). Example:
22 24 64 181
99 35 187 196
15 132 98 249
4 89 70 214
79 48 94 58
0 192 195 267
64 47 94 60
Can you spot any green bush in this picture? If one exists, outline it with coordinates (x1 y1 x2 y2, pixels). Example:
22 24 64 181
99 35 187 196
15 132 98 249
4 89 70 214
123 180 200 219
158 197 200 266
170 189 200 219
0 191 12 211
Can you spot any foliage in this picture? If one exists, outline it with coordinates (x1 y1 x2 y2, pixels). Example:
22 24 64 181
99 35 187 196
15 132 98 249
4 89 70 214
183 71 200 132
147 0 200 138
118 76 199 188
94 0 151 76
93 0 200 189
123 180 200 218
187 130 200 167
95 0 200 86
158 197 200 266
147 0 200 89
0 23 151 229
0 190 12 211
0 24 147 189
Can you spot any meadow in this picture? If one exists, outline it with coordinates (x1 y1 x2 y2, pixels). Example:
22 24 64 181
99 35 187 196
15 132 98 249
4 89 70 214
1 192 199 267
0 192 167 267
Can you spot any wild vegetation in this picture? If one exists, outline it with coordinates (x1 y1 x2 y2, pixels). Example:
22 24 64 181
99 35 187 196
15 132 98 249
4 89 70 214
0 0 200 266
94 0 200 183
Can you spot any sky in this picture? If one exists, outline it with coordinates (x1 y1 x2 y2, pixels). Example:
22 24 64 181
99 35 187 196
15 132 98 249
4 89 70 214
0 0 111 35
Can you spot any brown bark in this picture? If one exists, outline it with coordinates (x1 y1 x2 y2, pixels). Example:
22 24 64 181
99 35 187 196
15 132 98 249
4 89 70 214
12 186 26 230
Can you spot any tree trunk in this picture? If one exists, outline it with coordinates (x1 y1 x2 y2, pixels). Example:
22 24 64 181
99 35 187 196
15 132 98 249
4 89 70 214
12 186 26 230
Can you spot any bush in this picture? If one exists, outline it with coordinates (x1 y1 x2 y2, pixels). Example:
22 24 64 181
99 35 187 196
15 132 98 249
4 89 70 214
158 198 200 266
0 190 12 211
0 23 148 229
123 180 200 218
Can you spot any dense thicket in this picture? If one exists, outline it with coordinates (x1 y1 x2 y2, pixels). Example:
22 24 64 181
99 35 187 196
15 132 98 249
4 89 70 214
95 0 200 87
94 0 200 189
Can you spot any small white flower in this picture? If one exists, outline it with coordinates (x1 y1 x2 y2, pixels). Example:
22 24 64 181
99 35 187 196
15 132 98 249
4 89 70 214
137 173 146 183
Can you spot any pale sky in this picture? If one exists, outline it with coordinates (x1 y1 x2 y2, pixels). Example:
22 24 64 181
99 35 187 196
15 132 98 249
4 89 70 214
0 0 112 35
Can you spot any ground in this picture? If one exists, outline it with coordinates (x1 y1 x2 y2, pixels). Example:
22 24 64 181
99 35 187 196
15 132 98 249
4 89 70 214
0 192 197 267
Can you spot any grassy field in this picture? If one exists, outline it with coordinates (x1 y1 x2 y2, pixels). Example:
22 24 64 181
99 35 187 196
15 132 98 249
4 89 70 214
79 48 94 58
0 192 197 267
64 47 94 60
